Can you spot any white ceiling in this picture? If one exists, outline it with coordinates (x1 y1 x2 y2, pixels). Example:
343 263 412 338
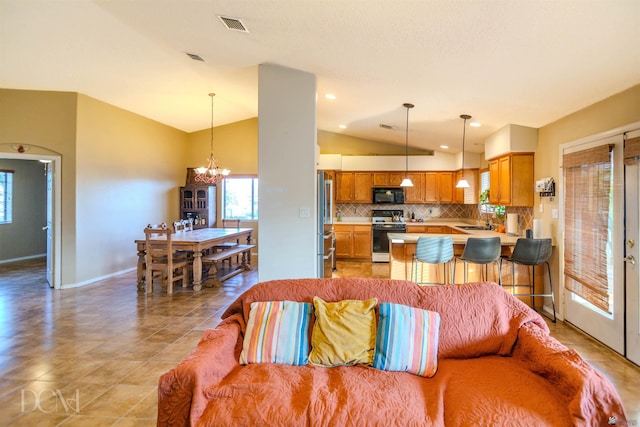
2 0 639 154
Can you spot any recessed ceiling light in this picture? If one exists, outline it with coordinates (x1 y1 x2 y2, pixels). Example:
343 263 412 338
470 121 481 127
325 94 336 100
339 124 347 129
440 145 449 149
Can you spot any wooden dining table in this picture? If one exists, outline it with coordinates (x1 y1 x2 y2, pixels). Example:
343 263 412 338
135 227 253 291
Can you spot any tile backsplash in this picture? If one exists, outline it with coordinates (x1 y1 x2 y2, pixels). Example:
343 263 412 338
336 203 533 231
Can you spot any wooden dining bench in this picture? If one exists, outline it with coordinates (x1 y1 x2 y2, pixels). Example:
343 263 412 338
201 244 256 287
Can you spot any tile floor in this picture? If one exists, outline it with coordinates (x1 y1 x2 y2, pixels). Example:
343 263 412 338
0 258 638 425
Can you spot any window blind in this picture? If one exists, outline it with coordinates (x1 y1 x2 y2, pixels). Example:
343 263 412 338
563 144 613 313
624 136 640 165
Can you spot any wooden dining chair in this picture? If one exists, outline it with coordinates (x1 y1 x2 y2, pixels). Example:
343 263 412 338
214 219 242 266
222 219 240 229
144 223 189 295
172 218 195 261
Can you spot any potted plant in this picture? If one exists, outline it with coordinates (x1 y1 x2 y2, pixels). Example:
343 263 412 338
479 189 490 206
479 190 491 227
494 205 506 232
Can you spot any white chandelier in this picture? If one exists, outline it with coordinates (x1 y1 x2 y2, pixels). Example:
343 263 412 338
194 93 230 185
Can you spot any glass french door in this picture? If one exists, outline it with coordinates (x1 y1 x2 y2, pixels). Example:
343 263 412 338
624 131 640 365
561 134 625 353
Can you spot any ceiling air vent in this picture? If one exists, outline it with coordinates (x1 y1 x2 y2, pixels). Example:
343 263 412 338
186 53 205 62
218 15 249 32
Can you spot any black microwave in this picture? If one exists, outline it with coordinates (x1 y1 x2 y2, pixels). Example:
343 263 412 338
372 187 405 204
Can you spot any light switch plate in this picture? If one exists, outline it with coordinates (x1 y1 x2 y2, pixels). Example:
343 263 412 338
539 203 544 213
552 209 559 219
299 207 310 218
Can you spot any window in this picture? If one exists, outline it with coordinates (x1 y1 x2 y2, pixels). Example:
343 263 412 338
222 177 258 220
563 144 613 314
0 169 14 224
479 170 494 214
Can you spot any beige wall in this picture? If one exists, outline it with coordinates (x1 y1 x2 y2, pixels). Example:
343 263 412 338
536 83 640 311
186 117 258 175
0 89 78 284
0 89 190 286
75 93 188 283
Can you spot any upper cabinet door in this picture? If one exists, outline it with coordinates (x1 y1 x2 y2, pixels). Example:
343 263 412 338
353 173 372 203
489 154 534 206
335 172 354 202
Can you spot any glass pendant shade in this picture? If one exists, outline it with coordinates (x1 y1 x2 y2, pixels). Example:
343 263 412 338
456 178 470 188
455 114 471 189
400 177 414 187
401 103 415 187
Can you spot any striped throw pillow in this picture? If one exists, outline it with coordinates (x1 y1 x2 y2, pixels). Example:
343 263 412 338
240 300 312 366
373 302 441 377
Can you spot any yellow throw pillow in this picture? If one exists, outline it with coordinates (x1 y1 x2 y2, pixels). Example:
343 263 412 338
309 296 378 367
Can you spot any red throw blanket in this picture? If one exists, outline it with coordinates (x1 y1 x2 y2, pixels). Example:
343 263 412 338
157 278 627 426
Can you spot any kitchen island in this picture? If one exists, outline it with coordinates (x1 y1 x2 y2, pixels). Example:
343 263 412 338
388 226 520 284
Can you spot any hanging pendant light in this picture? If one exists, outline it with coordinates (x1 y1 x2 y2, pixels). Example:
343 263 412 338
194 93 230 185
455 114 472 189
400 103 414 187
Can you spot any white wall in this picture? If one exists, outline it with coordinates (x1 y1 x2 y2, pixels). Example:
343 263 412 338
484 124 538 159
258 64 317 280
318 151 482 171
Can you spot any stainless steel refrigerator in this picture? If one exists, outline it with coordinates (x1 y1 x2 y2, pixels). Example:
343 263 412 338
317 171 335 278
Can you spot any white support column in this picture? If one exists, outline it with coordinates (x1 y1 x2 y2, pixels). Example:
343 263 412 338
258 64 317 281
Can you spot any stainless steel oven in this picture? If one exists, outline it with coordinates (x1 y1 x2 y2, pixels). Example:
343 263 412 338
371 209 406 263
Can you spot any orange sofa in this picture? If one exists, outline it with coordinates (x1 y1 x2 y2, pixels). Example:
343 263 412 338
158 278 627 426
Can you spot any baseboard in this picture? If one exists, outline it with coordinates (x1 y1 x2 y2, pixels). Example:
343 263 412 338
60 267 137 289
0 254 46 265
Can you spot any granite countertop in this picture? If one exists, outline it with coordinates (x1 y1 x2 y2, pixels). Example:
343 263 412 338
388 229 521 245
334 217 481 226
333 217 522 244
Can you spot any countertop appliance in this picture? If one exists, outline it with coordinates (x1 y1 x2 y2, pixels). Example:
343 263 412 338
372 209 406 262
372 187 405 204
317 171 335 277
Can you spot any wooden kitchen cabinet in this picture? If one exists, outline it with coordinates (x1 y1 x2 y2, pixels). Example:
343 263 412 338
335 172 372 203
403 172 425 203
406 224 428 233
454 169 479 204
489 153 534 206
424 172 454 203
406 224 464 234
335 172 354 202
334 225 353 258
353 226 372 258
334 224 371 259
389 173 405 186
372 172 390 186
372 172 405 187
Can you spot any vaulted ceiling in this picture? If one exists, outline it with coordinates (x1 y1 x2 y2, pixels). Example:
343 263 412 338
2 0 639 154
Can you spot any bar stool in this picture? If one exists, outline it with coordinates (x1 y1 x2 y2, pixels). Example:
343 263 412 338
501 238 556 322
411 237 454 285
453 237 501 284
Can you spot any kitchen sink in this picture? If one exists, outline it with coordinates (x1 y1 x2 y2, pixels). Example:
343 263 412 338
457 225 488 230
